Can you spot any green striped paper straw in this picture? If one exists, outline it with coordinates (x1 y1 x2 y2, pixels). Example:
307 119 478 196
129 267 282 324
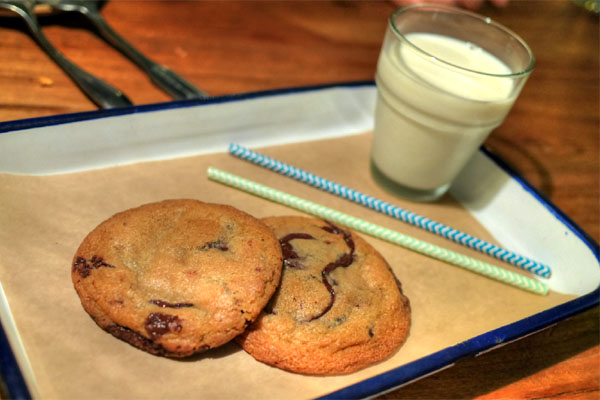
207 167 548 295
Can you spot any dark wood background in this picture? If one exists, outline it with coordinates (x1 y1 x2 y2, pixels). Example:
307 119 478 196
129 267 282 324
0 1 598 398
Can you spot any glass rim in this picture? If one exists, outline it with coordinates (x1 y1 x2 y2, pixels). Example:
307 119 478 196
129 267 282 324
389 4 535 78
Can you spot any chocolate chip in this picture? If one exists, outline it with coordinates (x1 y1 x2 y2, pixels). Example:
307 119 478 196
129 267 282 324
73 255 115 278
279 233 314 269
309 221 355 321
105 325 170 356
144 313 182 337
199 240 229 251
149 300 194 309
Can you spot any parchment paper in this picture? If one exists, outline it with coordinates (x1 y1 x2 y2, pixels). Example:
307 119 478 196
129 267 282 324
0 133 574 399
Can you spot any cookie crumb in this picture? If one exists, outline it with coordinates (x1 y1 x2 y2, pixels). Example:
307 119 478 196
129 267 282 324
38 76 53 87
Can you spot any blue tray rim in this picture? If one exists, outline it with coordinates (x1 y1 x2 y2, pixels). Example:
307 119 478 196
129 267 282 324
0 81 598 400
319 288 599 399
0 80 375 135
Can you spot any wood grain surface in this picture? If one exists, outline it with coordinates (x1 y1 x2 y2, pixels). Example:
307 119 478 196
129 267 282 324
0 1 598 399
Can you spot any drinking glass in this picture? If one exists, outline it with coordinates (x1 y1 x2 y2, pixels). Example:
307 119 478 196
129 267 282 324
371 4 534 201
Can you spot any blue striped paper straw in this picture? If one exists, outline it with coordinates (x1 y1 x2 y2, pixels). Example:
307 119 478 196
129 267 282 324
228 143 551 278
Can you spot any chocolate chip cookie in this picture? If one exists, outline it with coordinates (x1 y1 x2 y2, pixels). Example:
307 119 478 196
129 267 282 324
71 199 283 358
237 216 411 375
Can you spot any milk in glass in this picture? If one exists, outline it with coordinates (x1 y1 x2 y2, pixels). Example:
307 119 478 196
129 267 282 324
372 32 517 194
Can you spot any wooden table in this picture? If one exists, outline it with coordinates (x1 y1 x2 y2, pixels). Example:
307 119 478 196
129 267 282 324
0 1 598 398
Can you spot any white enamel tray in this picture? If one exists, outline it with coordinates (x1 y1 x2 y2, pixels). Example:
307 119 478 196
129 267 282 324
0 82 598 399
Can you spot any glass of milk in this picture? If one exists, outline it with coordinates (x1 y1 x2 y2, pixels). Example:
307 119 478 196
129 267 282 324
371 4 534 201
